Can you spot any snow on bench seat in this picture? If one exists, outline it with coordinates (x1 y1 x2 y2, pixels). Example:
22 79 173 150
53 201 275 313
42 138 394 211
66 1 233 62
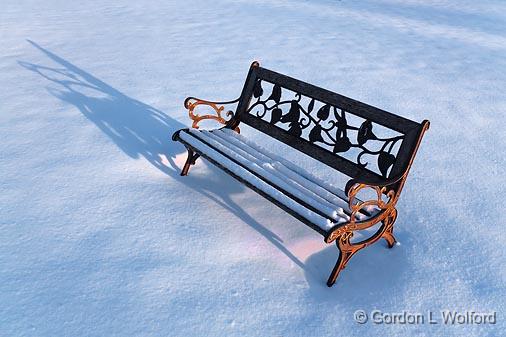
212 129 378 220
178 128 378 232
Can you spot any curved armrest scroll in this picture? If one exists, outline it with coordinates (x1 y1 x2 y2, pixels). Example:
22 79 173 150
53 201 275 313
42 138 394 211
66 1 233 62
184 96 241 131
345 175 404 226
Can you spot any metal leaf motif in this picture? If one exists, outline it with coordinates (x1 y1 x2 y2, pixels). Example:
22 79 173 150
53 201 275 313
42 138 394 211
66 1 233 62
253 80 263 98
308 125 323 143
288 122 302 137
270 108 283 124
280 100 300 123
378 152 396 177
335 109 347 136
246 80 404 176
307 99 315 113
333 136 351 153
268 84 282 103
316 104 330 120
357 120 376 145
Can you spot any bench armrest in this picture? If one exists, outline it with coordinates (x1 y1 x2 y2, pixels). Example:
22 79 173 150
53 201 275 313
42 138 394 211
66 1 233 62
184 96 241 131
344 174 404 226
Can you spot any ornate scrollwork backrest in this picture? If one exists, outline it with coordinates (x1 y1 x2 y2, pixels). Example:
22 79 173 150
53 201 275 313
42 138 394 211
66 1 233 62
243 78 406 179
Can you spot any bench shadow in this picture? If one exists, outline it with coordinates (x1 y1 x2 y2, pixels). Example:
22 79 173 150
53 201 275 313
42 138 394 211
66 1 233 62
19 40 303 269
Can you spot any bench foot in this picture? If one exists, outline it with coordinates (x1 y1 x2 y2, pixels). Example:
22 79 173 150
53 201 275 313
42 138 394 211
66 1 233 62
383 228 396 248
181 148 200 176
382 209 398 248
327 209 398 287
327 232 357 287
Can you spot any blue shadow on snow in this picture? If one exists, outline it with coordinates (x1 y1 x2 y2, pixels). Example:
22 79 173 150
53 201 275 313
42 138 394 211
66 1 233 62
19 40 305 272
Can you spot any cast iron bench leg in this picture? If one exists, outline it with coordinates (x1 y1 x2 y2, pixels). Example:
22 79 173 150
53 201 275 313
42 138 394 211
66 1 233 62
181 148 200 176
327 232 357 287
326 209 398 287
327 237 356 287
382 209 398 248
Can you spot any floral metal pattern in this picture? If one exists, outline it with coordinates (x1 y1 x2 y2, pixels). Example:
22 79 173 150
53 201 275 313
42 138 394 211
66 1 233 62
247 79 404 177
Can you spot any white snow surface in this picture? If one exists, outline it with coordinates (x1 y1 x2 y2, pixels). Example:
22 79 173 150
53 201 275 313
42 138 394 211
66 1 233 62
1 1 505 336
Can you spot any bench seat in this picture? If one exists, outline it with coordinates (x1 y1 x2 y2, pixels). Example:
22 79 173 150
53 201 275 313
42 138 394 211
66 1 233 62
177 128 379 234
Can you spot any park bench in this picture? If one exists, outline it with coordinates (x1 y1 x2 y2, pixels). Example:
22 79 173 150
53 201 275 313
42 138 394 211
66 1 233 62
172 62 429 286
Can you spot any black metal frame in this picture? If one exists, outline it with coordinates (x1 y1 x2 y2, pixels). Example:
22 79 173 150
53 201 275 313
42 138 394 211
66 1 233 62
227 63 424 185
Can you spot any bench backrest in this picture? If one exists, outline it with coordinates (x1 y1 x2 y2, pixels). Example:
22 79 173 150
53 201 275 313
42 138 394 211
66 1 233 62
229 62 428 187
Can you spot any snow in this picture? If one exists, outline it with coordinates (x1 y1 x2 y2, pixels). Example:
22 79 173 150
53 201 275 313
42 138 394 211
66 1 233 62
214 128 375 219
188 128 349 222
179 130 337 230
1 0 505 336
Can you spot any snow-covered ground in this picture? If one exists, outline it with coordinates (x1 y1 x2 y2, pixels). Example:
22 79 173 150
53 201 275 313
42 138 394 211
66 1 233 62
1 0 505 336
